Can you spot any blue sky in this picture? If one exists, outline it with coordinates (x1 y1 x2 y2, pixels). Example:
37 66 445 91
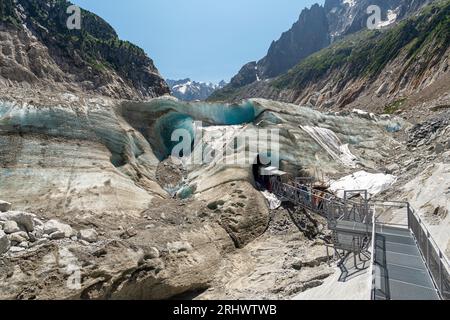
72 0 323 83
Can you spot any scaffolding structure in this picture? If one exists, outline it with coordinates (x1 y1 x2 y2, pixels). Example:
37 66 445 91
268 173 448 300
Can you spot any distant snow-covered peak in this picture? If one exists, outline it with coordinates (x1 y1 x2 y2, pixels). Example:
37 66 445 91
343 0 357 7
167 78 228 102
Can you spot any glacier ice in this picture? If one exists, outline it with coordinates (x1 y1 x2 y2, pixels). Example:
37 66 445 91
300 125 358 168
1 97 405 201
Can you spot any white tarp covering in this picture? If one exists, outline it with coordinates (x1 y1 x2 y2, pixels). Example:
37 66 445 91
329 171 397 199
301 125 358 168
260 166 287 176
261 190 282 210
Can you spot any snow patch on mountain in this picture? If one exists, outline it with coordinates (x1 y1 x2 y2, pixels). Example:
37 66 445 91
378 9 398 28
167 79 227 101
343 0 356 7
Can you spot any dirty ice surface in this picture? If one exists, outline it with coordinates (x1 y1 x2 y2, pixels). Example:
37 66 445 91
301 125 358 168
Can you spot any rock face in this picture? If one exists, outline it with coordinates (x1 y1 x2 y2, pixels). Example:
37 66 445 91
209 0 450 121
0 201 11 212
78 229 98 243
0 94 405 299
0 212 35 233
198 182 270 248
258 3 330 80
44 220 74 238
0 231 10 255
211 0 432 98
197 205 333 300
3 221 20 234
0 0 169 100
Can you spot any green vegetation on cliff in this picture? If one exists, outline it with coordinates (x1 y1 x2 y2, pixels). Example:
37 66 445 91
0 0 19 26
273 0 450 90
208 0 450 102
0 0 169 98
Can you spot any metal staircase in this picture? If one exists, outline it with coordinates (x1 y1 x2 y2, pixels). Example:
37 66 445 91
271 176 373 260
268 175 449 300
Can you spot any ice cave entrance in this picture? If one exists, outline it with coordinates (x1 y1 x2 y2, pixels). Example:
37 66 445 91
194 101 257 125
252 154 287 192
155 112 195 159
153 100 260 160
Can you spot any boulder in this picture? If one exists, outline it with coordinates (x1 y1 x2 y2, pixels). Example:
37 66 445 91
443 151 450 163
9 232 28 244
0 201 11 213
49 231 66 240
9 246 25 253
120 227 137 239
385 163 400 174
33 218 44 227
432 206 448 219
32 225 44 239
30 238 49 248
12 231 29 240
0 230 10 254
28 232 37 243
167 241 193 254
3 221 20 234
145 247 160 259
18 241 29 249
0 211 35 232
435 143 445 154
78 229 98 243
43 220 74 238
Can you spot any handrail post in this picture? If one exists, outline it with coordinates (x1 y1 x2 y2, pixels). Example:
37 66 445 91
439 251 443 296
407 202 411 230
369 206 377 300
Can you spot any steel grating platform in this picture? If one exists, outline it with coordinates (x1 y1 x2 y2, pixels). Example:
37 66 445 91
373 225 439 300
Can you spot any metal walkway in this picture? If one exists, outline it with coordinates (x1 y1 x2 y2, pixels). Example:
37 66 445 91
268 175 449 300
374 225 439 300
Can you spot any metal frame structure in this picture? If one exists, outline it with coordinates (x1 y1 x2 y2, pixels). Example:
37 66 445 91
408 206 450 300
267 173 448 300
369 201 448 300
270 176 373 271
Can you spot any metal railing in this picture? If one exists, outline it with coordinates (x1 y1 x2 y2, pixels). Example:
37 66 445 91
408 207 450 300
369 201 409 300
271 177 372 227
370 200 410 227
271 177 373 258
368 200 449 300
269 176 449 300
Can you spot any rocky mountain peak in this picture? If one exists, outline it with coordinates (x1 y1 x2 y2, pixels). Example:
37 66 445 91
167 78 227 101
210 0 433 101
258 3 330 79
0 0 169 100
